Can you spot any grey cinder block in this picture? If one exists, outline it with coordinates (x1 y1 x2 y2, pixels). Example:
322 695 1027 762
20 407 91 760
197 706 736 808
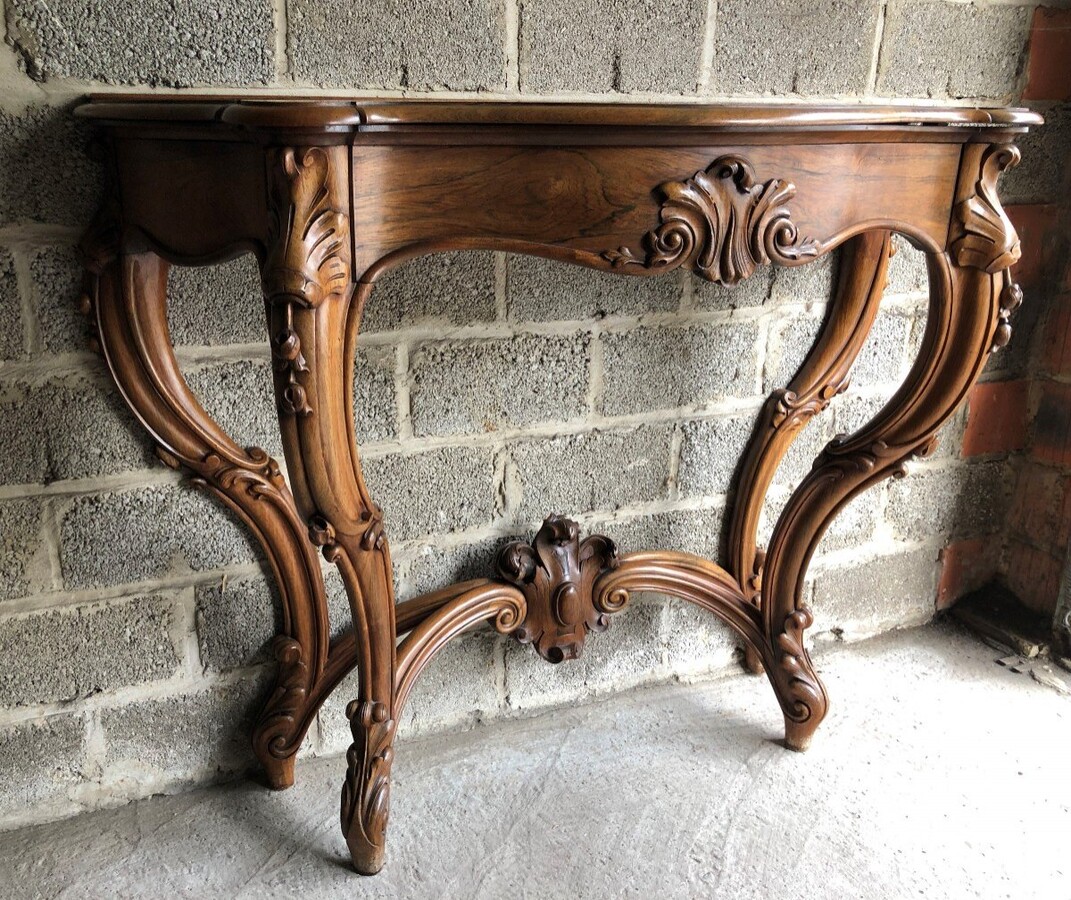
362 445 497 543
196 577 280 673
0 106 102 226
28 246 85 356
0 248 23 360
601 322 762 416
362 252 496 333
168 257 265 347
99 675 269 781
5 0 275 86
507 256 680 321
0 498 49 602
519 0 706 93
289 0 505 90
0 595 181 706
711 0 880 95
878 1 1030 100
812 545 939 638
60 485 262 590
678 415 758 499
510 425 674 520
0 716 85 819
410 333 590 437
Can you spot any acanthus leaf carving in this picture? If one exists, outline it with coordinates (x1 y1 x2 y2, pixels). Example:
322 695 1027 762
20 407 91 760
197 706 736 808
602 155 819 285
951 145 1021 275
340 699 395 869
263 147 351 308
775 606 827 727
495 515 621 663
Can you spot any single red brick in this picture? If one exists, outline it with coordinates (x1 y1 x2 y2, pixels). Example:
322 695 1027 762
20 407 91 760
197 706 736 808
1056 475 1071 550
961 380 1031 456
1032 381 1071 467
1003 540 1064 615
1007 205 1060 291
1006 460 1066 551
1039 294 1071 376
1023 7 1071 101
938 539 996 609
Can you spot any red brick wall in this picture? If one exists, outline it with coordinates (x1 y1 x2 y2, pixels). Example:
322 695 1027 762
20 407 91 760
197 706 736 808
963 7 1071 617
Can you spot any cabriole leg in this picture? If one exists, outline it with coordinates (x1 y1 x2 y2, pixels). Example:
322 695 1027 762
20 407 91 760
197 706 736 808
80 219 330 790
759 143 1024 750
259 145 398 874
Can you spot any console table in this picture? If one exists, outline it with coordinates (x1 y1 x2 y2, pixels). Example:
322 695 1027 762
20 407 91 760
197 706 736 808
74 97 1039 874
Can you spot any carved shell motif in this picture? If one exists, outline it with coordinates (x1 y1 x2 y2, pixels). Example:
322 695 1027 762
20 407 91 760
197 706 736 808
263 146 351 308
496 515 620 663
603 155 819 284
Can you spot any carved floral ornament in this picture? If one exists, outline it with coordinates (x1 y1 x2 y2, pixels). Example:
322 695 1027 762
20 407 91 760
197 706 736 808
495 515 624 663
603 155 819 284
263 146 352 419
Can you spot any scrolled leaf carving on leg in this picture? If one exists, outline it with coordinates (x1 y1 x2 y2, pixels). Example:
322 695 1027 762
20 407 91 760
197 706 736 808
602 155 819 284
496 514 622 663
340 699 395 875
950 143 1024 353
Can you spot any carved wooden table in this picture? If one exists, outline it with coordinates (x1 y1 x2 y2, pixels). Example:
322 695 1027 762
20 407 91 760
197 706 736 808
75 97 1039 874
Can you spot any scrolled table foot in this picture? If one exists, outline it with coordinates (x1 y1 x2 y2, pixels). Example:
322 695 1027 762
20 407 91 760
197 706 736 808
340 698 395 875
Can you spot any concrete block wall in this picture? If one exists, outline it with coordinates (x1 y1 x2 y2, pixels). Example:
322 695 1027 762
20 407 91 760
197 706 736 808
0 0 1056 829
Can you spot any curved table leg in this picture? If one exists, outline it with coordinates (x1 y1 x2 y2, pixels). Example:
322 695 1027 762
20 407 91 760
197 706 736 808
258 145 399 874
729 230 894 675
80 221 330 791
760 144 1024 751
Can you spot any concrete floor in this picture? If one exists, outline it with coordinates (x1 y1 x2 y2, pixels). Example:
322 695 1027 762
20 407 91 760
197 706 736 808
1 622 1068 899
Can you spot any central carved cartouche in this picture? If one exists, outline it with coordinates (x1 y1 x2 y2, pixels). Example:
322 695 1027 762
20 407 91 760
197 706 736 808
602 155 819 284
496 515 624 662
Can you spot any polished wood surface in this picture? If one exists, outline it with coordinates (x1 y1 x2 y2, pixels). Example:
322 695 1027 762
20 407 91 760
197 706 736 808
76 96 1037 875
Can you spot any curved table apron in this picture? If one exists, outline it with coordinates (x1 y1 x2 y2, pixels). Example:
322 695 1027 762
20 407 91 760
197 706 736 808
74 98 1039 875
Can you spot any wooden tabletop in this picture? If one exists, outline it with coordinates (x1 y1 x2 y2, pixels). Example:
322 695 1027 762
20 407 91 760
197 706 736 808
76 95 1043 132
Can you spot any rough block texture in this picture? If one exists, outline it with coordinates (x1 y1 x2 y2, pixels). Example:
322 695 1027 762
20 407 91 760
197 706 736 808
0 498 48 602
601 322 761 415
503 599 665 709
28 245 86 355
0 248 22 360
519 0 706 93
185 360 281 459
5 0 275 86
507 255 680 321
885 462 1008 540
196 577 279 673
812 546 939 639
168 257 265 347
363 446 497 542
362 252 496 332
878 1 1030 99
410 333 590 436
290 0 505 90
711 0 880 95
402 536 510 601
0 716 85 821
0 376 154 484
99 677 267 784
60 485 261 590
0 596 180 706
0 105 101 225
1003 103 1070 203
510 426 673 520
678 416 757 498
